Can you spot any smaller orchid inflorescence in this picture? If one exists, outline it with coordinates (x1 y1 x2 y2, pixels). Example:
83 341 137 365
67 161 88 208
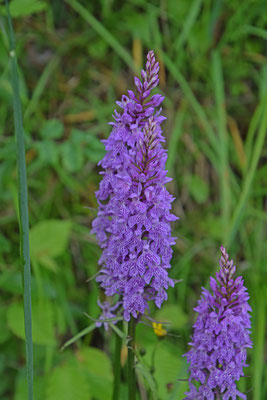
183 247 252 400
92 51 177 322
95 299 122 331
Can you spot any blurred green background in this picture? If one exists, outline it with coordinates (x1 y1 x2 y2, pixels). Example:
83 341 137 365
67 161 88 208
0 0 266 399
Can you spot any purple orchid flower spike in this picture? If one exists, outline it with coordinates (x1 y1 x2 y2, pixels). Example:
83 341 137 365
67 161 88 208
183 247 252 400
92 50 178 322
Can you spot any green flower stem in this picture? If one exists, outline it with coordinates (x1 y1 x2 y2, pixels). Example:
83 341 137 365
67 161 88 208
112 321 123 400
128 317 136 400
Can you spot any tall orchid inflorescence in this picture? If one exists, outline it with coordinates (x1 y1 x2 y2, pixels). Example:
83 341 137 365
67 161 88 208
92 51 177 322
183 247 252 400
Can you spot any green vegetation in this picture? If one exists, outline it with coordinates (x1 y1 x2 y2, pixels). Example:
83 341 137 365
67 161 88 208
0 0 266 399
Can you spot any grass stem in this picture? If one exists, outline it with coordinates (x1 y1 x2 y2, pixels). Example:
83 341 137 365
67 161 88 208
6 1 34 399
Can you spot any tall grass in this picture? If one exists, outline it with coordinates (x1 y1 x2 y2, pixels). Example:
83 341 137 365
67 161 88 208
5 1 34 399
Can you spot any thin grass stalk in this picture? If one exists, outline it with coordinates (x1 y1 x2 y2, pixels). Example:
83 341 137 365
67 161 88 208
112 321 123 400
5 1 34 399
175 0 203 52
211 49 230 243
228 97 267 245
245 67 267 168
166 102 186 173
163 53 219 159
128 317 136 400
65 0 135 72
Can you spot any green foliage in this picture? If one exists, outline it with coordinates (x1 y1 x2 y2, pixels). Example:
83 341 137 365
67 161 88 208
78 347 113 399
15 374 46 400
1 0 267 399
154 304 188 331
45 358 91 400
34 140 59 167
186 174 209 204
30 219 72 270
40 119 64 140
61 140 84 173
7 299 56 345
142 343 182 399
0 0 47 17
0 306 11 344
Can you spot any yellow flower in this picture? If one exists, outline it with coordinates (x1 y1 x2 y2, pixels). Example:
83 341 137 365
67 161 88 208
152 322 167 337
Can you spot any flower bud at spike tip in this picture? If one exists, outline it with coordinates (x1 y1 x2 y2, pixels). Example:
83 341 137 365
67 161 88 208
183 247 252 400
91 51 178 322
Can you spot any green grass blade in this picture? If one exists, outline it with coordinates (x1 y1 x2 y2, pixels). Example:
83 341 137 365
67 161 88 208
5 1 33 400
244 103 262 168
84 312 123 324
65 0 134 70
24 54 60 121
163 53 219 159
110 321 127 340
228 94 267 245
240 25 267 41
175 0 203 51
166 103 186 173
211 49 230 241
220 3 251 45
245 67 267 168
209 0 223 39
24 33 93 122
60 323 96 351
